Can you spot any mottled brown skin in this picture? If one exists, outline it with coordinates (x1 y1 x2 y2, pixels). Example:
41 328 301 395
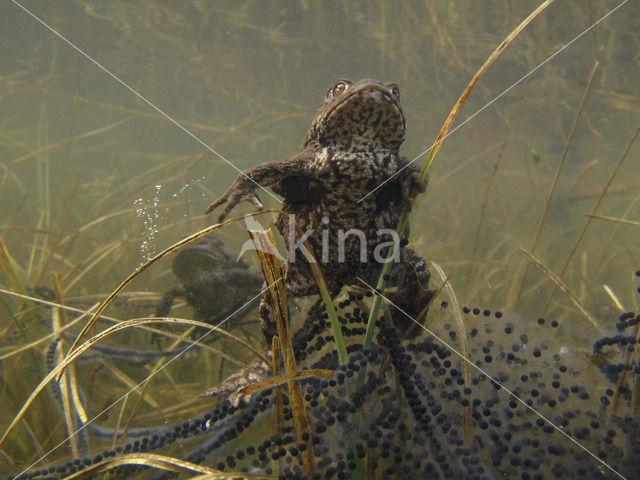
206 79 432 342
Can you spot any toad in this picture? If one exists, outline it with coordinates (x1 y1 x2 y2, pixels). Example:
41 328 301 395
155 232 262 323
206 79 432 341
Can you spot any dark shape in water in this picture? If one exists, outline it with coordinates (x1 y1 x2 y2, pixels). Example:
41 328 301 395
155 232 263 321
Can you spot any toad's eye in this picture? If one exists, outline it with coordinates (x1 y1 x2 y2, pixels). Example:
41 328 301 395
330 80 349 98
389 84 400 99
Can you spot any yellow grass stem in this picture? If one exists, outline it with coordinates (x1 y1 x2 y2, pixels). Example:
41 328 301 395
60 210 282 376
57 452 272 479
541 123 640 312
0 315 272 450
249 228 315 478
517 247 604 335
515 60 600 308
364 0 555 350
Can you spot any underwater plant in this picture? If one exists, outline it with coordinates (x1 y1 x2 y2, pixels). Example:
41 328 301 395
1 1 639 479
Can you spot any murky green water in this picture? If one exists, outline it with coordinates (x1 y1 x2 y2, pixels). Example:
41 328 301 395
0 0 639 476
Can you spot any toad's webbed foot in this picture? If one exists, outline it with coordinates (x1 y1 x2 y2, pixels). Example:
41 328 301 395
401 167 427 206
199 349 272 407
205 152 314 222
205 176 264 223
386 247 434 333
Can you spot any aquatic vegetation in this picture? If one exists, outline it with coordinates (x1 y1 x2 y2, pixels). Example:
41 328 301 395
6 276 640 478
1 1 639 479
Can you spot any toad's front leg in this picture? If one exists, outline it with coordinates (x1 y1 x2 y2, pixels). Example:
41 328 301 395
205 151 315 222
204 173 265 223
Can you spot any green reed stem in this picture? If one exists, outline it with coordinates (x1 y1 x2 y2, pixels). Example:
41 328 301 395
316 279 348 364
362 215 408 350
362 0 554 350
